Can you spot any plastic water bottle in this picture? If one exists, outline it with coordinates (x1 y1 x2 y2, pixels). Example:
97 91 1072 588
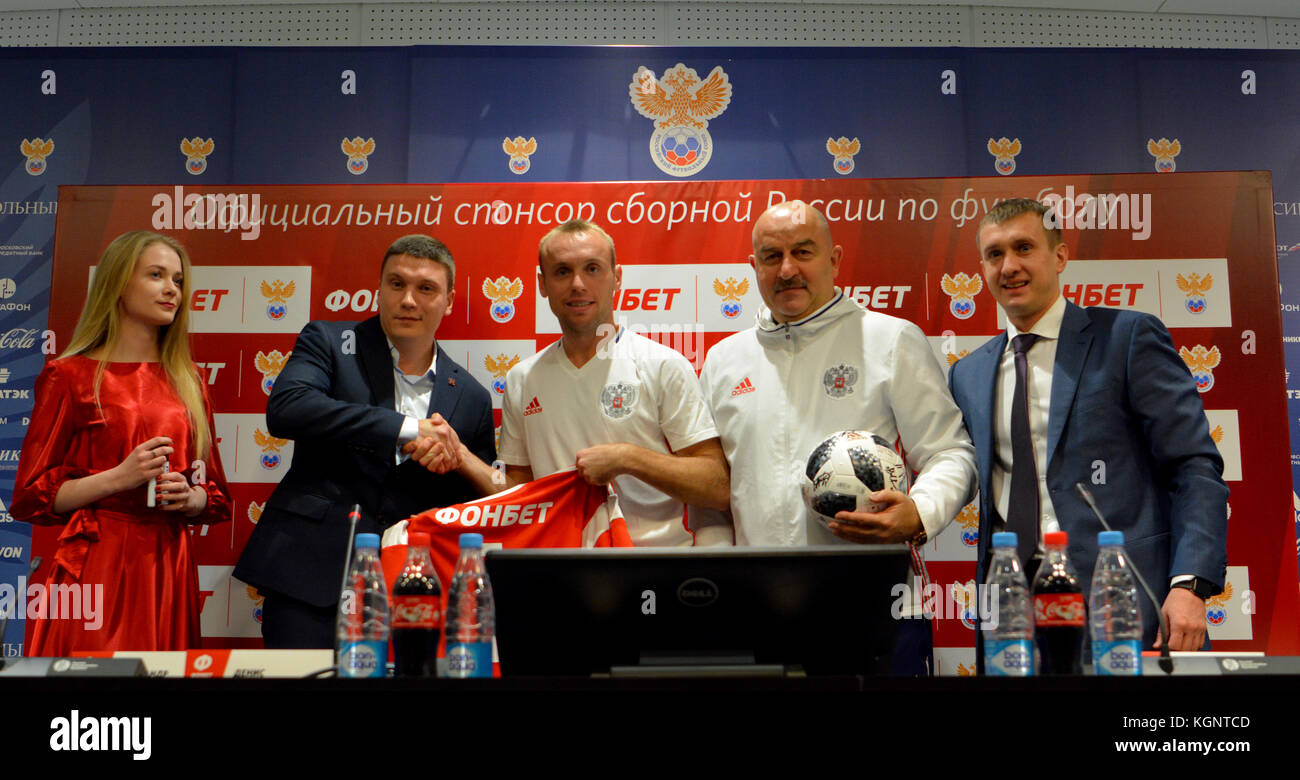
336 533 390 678
444 533 495 679
983 531 1035 676
1090 531 1143 676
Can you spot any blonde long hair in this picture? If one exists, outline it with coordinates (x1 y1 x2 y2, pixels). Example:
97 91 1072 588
62 230 211 457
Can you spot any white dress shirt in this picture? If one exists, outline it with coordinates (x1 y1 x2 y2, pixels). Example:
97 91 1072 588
389 339 437 463
991 295 1066 547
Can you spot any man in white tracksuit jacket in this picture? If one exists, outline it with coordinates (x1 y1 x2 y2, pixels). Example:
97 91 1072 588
698 200 976 673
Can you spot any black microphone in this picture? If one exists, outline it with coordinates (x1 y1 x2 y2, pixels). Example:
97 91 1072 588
332 504 363 678
338 504 362 601
1074 483 1174 675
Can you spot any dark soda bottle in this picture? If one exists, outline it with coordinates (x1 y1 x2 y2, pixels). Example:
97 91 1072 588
1031 531 1086 675
391 531 443 677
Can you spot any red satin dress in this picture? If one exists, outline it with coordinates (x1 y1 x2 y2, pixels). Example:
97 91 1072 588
12 356 231 655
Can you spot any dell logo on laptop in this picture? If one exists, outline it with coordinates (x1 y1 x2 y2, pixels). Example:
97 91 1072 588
677 578 719 607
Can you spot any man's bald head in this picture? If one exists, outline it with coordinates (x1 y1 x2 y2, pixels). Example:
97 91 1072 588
752 200 832 252
748 199 843 323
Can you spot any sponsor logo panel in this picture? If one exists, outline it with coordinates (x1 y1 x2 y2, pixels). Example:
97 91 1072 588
199 565 263 638
991 259 1231 329
926 335 993 379
1205 565 1251 641
533 264 761 334
213 413 292 484
439 340 536 411
1203 409 1241 482
933 647 977 677
89 266 311 334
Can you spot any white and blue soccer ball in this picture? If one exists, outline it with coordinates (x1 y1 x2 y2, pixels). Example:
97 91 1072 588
802 430 907 525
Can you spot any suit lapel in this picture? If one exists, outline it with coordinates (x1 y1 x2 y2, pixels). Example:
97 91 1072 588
428 344 464 422
1047 302 1094 468
356 317 396 410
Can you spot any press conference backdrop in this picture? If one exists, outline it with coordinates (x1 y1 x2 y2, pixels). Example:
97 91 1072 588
2 46 1299 670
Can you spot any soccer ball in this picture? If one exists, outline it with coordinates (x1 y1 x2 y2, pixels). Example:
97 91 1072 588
802 430 907 524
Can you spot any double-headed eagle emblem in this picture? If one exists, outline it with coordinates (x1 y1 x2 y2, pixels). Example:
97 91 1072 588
712 277 749 302
20 138 54 175
629 64 732 130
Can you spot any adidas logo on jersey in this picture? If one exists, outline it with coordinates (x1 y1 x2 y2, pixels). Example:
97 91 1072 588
523 396 543 416
731 377 756 397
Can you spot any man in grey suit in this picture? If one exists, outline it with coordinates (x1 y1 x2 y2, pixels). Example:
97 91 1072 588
947 198 1227 652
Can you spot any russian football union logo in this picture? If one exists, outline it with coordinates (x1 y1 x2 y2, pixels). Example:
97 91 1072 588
247 501 263 526
941 272 983 319
247 586 265 624
20 138 53 176
260 279 295 321
482 276 523 323
629 63 732 178
502 136 537 175
600 382 638 420
953 580 980 630
1205 583 1233 626
180 137 214 176
1176 272 1212 315
255 350 290 395
1148 137 1180 173
987 137 1021 176
712 276 749 320
822 364 859 399
484 353 520 396
825 137 860 176
1178 345 1220 393
341 137 375 175
956 502 979 547
254 428 289 470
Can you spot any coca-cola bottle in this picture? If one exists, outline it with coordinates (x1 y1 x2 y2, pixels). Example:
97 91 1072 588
1031 531 1086 675
391 531 443 678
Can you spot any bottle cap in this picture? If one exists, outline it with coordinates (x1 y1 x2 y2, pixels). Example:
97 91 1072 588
459 532 484 549
1043 531 1068 546
1098 530 1124 546
354 533 380 550
408 531 431 547
992 531 1018 548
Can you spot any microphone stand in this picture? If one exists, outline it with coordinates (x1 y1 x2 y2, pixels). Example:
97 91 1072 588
1074 484 1174 675
333 504 362 675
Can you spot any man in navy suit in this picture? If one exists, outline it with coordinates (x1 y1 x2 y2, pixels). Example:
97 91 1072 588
947 198 1227 653
235 234 495 648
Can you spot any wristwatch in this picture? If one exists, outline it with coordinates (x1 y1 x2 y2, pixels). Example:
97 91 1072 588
909 526 928 547
1170 577 1218 600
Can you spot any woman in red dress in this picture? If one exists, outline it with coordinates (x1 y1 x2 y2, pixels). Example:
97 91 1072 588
13 230 231 654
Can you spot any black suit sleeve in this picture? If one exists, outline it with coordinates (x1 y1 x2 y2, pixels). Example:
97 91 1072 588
266 320 404 452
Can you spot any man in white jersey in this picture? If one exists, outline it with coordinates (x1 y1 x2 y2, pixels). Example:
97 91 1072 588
415 219 730 546
698 200 975 672
701 200 974 547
